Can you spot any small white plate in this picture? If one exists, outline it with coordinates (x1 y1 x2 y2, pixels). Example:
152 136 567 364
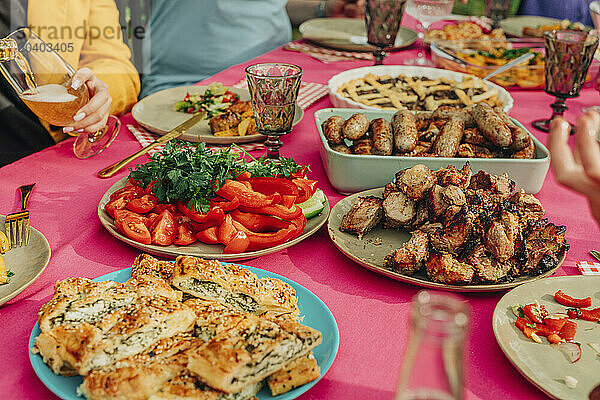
132 85 303 145
0 215 51 306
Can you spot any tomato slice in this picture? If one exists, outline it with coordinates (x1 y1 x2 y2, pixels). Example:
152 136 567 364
155 203 178 215
105 196 130 218
127 194 157 214
174 223 196 246
109 185 144 202
223 231 250 254
145 212 159 229
196 226 220 245
122 216 151 245
145 179 158 195
151 210 177 246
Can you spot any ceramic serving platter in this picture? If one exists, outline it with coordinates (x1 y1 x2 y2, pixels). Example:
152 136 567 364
327 188 564 292
98 178 329 261
0 215 50 306
299 17 418 52
314 108 550 194
500 16 563 37
132 85 303 145
29 265 340 400
493 275 600 399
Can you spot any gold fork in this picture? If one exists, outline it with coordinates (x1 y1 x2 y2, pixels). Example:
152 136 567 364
5 184 35 247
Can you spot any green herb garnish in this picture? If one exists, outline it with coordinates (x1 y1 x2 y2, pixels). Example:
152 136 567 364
128 141 307 213
7 270 14 277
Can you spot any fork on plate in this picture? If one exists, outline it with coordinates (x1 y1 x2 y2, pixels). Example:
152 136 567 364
5 184 35 248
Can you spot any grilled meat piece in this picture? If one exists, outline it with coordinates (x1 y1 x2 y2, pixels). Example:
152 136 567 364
383 182 396 199
429 184 466 220
492 106 530 152
394 164 436 200
400 141 433 157
426 251 475 284
457 143 476 158
339 196 383 239
352 137 374 155
512 138 535 159
521 223 567 274
410 201 430 229
371 118 394 156
322 115 345 144
227 101 252 115
485 220 515 262
464 244 512 283
430 211 471 252
392 110 419 153
469 170 514 202
432 106 476 127
472 103 512 147
432 117 465 157
343 113 369 140
209 112 241 133
383 191 417 228
330 143 352 154
509 192 545 221
436 163 472 189
385 230 429 274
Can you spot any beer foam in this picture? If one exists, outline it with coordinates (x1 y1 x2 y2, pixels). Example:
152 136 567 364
21 84 78 102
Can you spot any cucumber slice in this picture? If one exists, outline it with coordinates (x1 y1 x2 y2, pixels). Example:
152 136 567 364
298 189 326 219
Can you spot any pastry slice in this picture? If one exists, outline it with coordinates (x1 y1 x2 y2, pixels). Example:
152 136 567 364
79 332 194 400
149 372 263 400
171 256 298 314
34 295 195 375
267 353 321 396
186 313 322 394
131 253 176 282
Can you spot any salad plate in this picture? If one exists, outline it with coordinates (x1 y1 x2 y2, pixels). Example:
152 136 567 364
132 85 303 145
29 265 340 400
98 177 330 261
493 275 600 399
328 188 564 292
0 214 51 306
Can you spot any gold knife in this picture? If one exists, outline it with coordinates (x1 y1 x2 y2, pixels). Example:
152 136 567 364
98 111 207 179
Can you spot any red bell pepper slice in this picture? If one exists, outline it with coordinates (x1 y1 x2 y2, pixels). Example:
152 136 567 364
218 214 238 245
174 222 196 246
144 212 159 230
515 317 539 341
230 209 291 233
196 226 220 245
144 179 158 195
223 231 250 254
558 320 577 342
239 204 302 221
281 195 297 209
231 220 296 252
235 171 252 181
216 179 275 208
210 196 240 212
291 166 308 179
290 214 307 236
554 290 592 308
248 177 299 197
155 203 178 215
567 307 600 322
177 201 226 225
292 178 318 203
522 303 547 324
543 317 567 332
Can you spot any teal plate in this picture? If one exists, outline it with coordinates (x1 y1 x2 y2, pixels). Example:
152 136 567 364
29 265 339 400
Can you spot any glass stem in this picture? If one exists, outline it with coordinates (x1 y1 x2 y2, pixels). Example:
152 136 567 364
373 46 386 65
417 22 430 62
264 135 283 159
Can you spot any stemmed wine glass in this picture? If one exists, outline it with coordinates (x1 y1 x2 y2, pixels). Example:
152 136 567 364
245 63 303 159
0 28 120 158
532 30 599 133
365 0 408 65
485 0 513 29
404 0 454 66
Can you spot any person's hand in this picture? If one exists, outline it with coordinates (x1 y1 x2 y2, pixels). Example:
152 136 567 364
326 0 364 18
63 67 112 134
549 111 600 224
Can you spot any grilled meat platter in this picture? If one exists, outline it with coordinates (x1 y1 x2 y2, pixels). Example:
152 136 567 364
337 163 568 286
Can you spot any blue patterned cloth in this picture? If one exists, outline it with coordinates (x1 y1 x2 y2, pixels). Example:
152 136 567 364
518 0 594 26
141 0 291 98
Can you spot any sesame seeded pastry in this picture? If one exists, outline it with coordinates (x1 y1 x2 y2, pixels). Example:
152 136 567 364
171 256 298 314
267 353 321 396
34 295 195 376
131 254 176 282
149 372 263 400
186 312 322 394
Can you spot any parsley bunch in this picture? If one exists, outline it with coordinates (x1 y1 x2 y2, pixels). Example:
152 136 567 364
128 141 307 213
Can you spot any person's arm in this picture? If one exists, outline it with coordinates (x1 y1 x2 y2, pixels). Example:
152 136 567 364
286 0 364 27
549 110 600 224
77 0 140 116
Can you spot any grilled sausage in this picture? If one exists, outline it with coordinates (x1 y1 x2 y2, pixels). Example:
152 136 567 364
392 110 418 152
322 115 345 144
342 113 369 140
352 137 373 155
371 118 393 155
330 143 352 154
432 106 476 128
512 138 535 159
462 128 490 147
457 143 476 158
472 104 512 147
492 107 530 152
432 117 465 157
395 141 432 157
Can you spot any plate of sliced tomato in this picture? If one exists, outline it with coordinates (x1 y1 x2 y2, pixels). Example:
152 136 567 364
493 275 600 400
98 176 329 261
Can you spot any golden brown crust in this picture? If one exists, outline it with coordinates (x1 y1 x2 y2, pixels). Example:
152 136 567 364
267 354 321 396
186 313 322 394
131 254 176 282
171 256 298 314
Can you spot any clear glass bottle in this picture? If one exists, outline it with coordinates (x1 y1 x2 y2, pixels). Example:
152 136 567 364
395 291 470 400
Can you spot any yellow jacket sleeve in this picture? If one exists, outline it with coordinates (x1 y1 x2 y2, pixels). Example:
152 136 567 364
28 0 140 116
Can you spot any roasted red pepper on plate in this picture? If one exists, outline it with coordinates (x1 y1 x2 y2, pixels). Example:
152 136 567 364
210 196 240 212
566 307 600 322
218 214 238 246
174 223 196 246
231 220 297 252
292 178 317 203
230 209 291 233
558 320 577 342
239 204 302 221
216 179 275 208
248 177 299 197
522 303 548 324
554 290 592 308
177 201 225 225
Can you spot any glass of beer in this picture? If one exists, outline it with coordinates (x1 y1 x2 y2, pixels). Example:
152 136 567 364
0 28 120 158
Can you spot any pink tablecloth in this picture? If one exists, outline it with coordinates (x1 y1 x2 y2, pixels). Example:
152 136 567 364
1 25 599 400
